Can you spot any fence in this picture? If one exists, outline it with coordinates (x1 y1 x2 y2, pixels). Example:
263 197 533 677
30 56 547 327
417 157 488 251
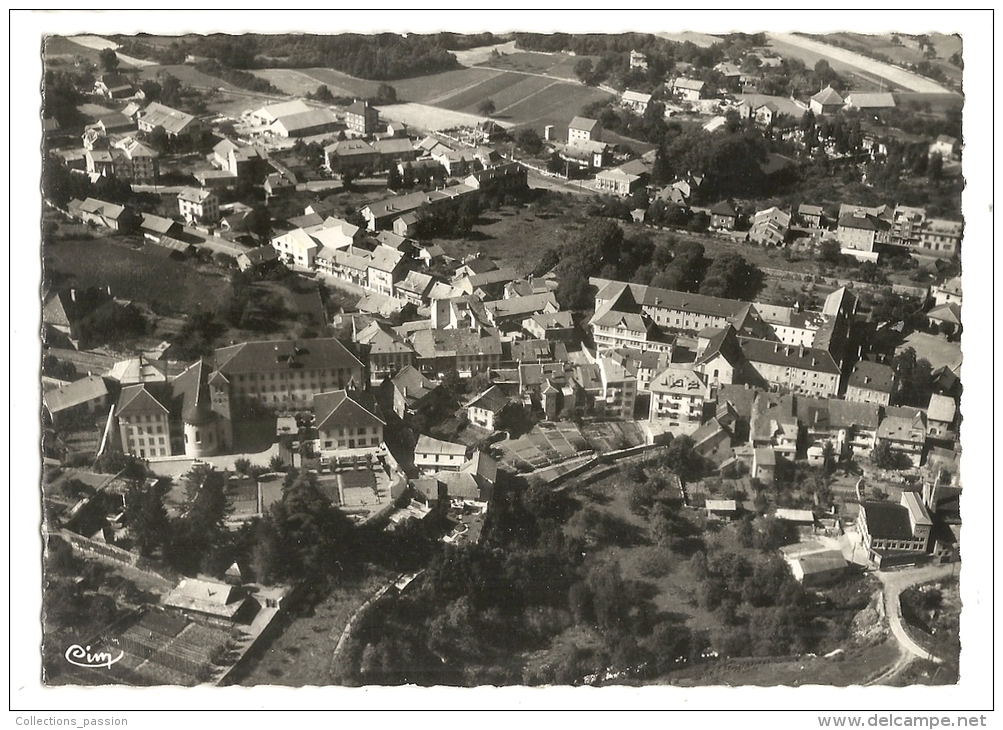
58 529 178 584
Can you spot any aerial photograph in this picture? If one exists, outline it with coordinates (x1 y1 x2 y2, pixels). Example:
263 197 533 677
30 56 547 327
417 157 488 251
31 13 977 699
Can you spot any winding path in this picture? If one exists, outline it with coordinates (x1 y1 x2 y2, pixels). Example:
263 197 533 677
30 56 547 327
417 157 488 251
866 562 956 685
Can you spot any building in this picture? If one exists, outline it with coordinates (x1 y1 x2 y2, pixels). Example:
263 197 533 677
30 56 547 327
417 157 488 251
212 138 268 179
828 399 880 459
596 355 637 420
629 50 648 69
414 435 469 473
709 201 739 230
845 360 895 406
465 385 512 431
177 187 220 226
931 277 962 308
354 321 415 384
693 326 744 387
857 491 933 564
463 163 528 195
95 73 135 99
837 210 891 261
740 339 842 398
270 108 340 138
929 134 958 160
163 577 258 626
926 393 957 439
313 389 385 453
76 198 137 231
568 116 602 144
595 165 646 197
483 292 559 329
752 446 777 484
236 246 279 273
345 100 380 136
786 550 848 587
809 86 844 116
214 337 364 412
138 102 203 140
523 311 575 342
670 77 706 102
916 218 962 257
754 304 826 348
648 366 708 430
140 213 181 242
749 207 791 246
410 328 503 377
621 90 653 114
841 92 896 112
324 139 379 172
43 375 111 426
798 204 824 228
876 408 927 467
384 365 440 419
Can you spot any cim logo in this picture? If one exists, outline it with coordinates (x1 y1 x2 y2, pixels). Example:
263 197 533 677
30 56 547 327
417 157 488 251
64 643 124 669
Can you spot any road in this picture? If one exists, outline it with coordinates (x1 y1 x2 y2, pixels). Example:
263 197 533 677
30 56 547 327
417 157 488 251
866 562 956 685
765 32 957 95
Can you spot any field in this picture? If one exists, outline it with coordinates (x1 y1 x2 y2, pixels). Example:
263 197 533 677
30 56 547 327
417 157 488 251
476 50 596 81
42 35 104 64
495 421 591 473
134 64 241 91
44 235 234 315
765 32 956 95
816 32 963 88
251 64 611 132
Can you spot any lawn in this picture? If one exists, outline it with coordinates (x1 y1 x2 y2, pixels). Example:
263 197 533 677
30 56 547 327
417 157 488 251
43 35 103 64
134 64 241 91
250 68 332 97
234 567 394 687
44 235 234 315
899 576 961 665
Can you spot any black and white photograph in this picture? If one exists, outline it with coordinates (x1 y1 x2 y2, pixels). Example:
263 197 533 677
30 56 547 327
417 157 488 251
12 8 995 722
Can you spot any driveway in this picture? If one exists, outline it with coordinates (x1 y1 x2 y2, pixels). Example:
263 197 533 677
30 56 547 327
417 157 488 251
876 562 956 665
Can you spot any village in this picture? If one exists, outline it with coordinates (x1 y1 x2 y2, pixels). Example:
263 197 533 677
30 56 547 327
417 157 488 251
38 29 965 689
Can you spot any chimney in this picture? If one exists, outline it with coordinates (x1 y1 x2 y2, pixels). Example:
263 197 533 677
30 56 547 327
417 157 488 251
70 288 77 302
799 345 805 358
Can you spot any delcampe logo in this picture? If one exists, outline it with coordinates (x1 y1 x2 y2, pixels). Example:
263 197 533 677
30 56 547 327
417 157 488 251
64 643 124 669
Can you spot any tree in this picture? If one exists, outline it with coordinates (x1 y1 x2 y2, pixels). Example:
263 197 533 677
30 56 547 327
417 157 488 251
574 58 595 84
928 152 944 183
124 480 169 557
233 458 252 477
699 252 765 301
871 441 902 471
375 83 398 104
515 127 545 156
478 99 497 117
817 240 841 265
98 48 119 73
821 440 837 476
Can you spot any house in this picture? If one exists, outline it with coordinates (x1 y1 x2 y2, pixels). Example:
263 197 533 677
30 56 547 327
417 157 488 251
43 375 111 426
809 86 844 116
394 270 435 307
754 304 826 348
435 451 497 506
754 101 782 126
568 116 602 144
749 392 798 458
562 139 612 170
373 137 419 166
828 399 881 460
270 108 340 138
916 218 962 257
77 198 137 231
523 311 575 342
465 385 512 431
926 303 962 335
484 292 559 329
214 337 364 412
597 356 637 420
95 73 134 99
929 134 959 160
107 137 159 183
926 394 957 438
798 204 824 228
622 90 653 114
693 326 744 387
670 77 706 102
453 268 520 300
324 139 379 172
410 328 503 377
313 389 385 453
354 321 416 384
236 246 279 273
629 50 648 69
857 491 933 565
709 200 739 230
775 508 816 527
463 162 528 194
177 187 220 226
837 210 891 261
138 102 203 140
345 100 380 136
648 366 708 430
249 99 313 126
931 277 962 308
690 417 733 464
876 408 927 468
212 138 268 179
595 166 645 197
845 360 895 406
384 365 440 419
786 550 848 587
749 207 791 246
430 146 479 176
367 247 407 297
740 339 842 398
414 435 469 473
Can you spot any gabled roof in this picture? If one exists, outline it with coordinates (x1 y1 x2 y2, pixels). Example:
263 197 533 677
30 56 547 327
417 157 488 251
927 303 961 325
464 385 511 413
739 338 841 375
44 375 109 414
649 366 707 396
415 435 467 458
116 384 170 417
141 213 178 235
271 108 339 134
411 328 503 360
254 100 312 122
877 413 926 443
392 365 438 402
926 393 957 423
485 292 558 320
709 200 738 217
622 90 653 104
178 187 215 205
163 578 247 618
838 212 891 232
568 116 600 132
140 102 198 135
314 389 385 431
828 399 881 430
80 198 127 220
396 270 434 296
848 360 895 394
672 77 706 91
811 85 844 105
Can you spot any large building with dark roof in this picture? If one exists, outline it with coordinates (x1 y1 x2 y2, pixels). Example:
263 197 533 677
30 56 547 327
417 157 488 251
857 491 933 564
313 389 385 453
